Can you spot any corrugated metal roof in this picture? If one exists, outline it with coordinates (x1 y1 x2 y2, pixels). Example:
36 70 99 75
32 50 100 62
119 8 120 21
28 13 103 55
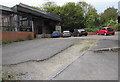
0 5 13 12
17 3 61 21
19 3 48 15
0 3 61 21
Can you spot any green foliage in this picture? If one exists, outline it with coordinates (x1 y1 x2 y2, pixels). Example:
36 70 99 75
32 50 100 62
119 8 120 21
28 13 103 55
0 41 2 44
77 1 93 15
80 46 90 52
41 1 61 15
2 39 25 44
85 8 100 28
84 28 99 32
106 19 118 27
2 36 34 44
100 7 118 26
2 40 13 44
114 23 120 31
17 38 25 41
32 6 43 10
60 2 84 30
33 1 118 32
28 34 33 40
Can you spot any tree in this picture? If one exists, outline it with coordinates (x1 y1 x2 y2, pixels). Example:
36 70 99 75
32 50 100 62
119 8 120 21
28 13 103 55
100 7 118 26
32 6 43 10
60 2 84 31
85 8 100 28
107 19 118 27
33 1 119 32
77 1 93 17
77 1 100 28
41 1 61 15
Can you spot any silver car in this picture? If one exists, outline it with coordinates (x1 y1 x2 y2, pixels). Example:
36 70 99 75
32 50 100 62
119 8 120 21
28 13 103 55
62 31 71 37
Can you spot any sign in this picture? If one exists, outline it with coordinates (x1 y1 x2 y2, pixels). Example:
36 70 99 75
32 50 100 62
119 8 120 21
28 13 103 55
56 26 61 33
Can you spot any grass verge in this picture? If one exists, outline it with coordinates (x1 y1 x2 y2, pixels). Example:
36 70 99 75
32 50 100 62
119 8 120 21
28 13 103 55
1 38 36 44
80 46 90 52
88 41 97 44
0 41 2 44
2 40 13 44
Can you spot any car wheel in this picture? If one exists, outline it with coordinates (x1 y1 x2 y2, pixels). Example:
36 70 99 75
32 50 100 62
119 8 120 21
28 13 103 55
79 34 82 36
104 32 107 36
85 34 87 36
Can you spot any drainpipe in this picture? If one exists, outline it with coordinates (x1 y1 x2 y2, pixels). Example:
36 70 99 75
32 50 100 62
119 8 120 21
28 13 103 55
32 21 34 32
14 6 18 32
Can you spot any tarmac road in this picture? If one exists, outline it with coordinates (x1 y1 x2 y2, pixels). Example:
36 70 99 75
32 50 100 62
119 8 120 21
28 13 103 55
53 33 119 80
53 51 118 80
2 32 119 65
2 38 80 65
2 32 119 80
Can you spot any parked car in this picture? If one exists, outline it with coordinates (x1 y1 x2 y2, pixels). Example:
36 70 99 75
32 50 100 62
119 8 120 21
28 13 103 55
62 31 71 37
73 29 88 37
97 27 115 36
51 31 61 38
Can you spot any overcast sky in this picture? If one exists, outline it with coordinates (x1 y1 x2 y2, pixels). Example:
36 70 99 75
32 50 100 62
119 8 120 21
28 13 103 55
0 0 119 14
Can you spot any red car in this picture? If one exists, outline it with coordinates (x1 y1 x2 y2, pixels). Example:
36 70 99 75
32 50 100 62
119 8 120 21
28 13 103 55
97 27 115 36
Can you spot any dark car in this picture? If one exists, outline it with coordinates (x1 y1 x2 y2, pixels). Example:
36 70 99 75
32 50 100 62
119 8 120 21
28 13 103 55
97 27 115 36
51 31 61 38
73 29 88 37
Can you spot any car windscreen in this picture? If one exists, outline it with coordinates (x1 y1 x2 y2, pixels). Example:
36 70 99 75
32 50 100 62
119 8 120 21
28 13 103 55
78 29 85 32
53 31 59 33
107 28 113 31
99 28 106 30
63 31 70 33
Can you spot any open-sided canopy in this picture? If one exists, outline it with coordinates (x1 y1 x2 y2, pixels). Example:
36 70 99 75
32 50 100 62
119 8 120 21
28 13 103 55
12 3 61 21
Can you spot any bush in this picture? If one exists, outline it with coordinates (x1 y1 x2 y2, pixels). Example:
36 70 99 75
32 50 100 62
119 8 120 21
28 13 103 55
84 28 99 32
17 38 25 42
34 33 37 38
28 34 33 40
114 24 120 31
2 40 13 44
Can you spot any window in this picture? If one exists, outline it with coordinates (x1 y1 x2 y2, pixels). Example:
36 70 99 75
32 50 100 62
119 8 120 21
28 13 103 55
107 28 113 31
18 15 32 32
102 28 106 30
99 28 105 30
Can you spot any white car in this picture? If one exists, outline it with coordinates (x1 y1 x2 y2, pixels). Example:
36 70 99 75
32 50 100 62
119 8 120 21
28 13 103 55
62 31 71 37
